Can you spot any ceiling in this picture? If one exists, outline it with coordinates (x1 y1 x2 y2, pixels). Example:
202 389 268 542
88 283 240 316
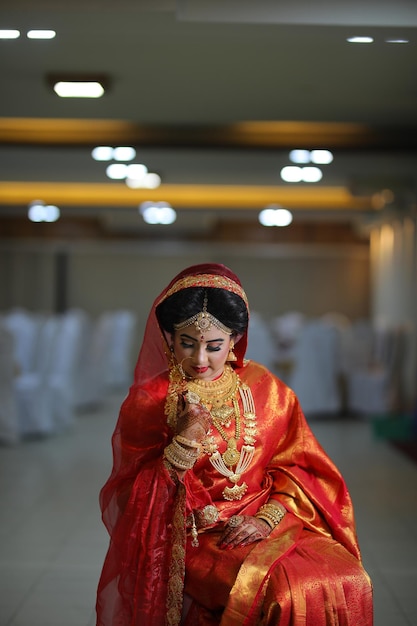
0 0 417 241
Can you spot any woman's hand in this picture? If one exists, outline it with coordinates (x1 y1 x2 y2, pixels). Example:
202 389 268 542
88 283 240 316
176 396 211 443
217 515 271 549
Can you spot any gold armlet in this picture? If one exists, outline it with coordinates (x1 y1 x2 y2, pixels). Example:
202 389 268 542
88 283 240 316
255 501 286 529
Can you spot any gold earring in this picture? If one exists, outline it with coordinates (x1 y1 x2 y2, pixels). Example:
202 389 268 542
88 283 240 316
227 340 237 362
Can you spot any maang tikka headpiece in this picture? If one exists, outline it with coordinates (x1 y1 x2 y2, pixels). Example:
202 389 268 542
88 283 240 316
173 291 233 335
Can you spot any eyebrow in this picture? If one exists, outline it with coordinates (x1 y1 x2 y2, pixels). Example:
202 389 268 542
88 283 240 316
180 333 225 343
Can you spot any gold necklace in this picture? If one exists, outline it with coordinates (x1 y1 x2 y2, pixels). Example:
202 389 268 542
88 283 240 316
165 361 257 500
193 374 257 501
186 364 239 426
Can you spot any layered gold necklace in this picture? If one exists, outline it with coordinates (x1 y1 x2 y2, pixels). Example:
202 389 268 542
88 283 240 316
186 364 257 501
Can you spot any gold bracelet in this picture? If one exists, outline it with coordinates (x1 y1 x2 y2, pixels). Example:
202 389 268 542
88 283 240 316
164 443 196 470
255 501 286 529
175 434 201 450
171 438 199 459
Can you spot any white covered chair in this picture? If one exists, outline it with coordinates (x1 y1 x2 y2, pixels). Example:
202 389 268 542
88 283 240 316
3 308 43 375
14 315 60 436
270 311 305 384
104 310 137 390
48 309 91 429
15 310 90 436
288 319 342 417
246 311 279 375
75 312 114 409
346 322 406 417
0 323 19 445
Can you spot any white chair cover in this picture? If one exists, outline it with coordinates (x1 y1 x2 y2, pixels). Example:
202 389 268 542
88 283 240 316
289 319 342 416
48 309 91 429
3 308 43 375
15 310 90 436
270 312 305 384
0 323 19 445
346 323 406 416
14 315 60 436
246 311 279 375
104 310 137 390
76 312 114 408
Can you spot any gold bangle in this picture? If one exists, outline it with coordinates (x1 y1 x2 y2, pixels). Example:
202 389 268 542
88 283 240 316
164 443 196 470
171 438 199 459
255 502 286 529
175 434 201 450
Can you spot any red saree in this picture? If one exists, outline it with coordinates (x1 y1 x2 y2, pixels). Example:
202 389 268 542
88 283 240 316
96 264 373 626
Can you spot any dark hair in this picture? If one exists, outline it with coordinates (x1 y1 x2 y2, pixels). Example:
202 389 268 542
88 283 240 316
156 287 248 336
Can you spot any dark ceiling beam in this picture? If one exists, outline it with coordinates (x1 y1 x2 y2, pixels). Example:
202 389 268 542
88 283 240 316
1 118 417 150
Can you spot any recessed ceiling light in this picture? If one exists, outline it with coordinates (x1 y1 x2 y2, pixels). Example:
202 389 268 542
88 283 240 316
0 29 20 39
347 36 374 44
259 206 293 227
92 146 114 161
126 163 148 181
310 149 333 164
53 81 105 98
106 163 128 179
139 201 176 225
28 201 60 223
385 38 409 44
301 166 323 183
289 149 310 164
142 173 162 189
280 165 323 183
27 30 56 39
113 146 136 161
48 73 109 98
280 166 303 183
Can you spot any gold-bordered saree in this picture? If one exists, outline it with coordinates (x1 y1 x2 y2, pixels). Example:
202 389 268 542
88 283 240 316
96 361 373 626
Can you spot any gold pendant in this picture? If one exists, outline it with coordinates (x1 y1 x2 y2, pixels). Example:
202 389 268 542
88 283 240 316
211 404 234 424
222 482 248 501
222 437 241 466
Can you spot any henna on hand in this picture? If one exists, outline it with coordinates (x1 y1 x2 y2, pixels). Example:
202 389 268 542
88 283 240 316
217 515 271 549
176 400 211 443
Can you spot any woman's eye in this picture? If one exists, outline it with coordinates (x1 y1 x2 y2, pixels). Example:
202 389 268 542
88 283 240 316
180 341 193 349
207 345 221 352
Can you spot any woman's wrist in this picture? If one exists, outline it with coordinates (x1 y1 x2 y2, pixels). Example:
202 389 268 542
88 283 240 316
255 501 286 529
163 436 200 471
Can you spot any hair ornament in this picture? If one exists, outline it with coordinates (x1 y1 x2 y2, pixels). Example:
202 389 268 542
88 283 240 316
173 292 233 335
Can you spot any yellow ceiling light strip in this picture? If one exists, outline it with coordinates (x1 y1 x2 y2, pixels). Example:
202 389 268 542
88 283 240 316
0 182 372 210
0 118 140 145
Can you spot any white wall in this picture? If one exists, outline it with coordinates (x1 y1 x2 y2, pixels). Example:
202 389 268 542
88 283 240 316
370 216 417 407
0 241 370 341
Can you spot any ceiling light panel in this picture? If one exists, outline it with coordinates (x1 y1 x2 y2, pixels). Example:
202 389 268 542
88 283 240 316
53 81 105 98
0 29 20 39
27 30 56 39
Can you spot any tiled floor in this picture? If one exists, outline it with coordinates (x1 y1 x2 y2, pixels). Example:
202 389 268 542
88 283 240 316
1 393 417 626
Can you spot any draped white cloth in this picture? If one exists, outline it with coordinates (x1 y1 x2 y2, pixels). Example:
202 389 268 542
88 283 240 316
0 323 19 445
15 310 89 435
345 322 406 416
103 310 137 390
289 319 342 416
246 311 280 375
